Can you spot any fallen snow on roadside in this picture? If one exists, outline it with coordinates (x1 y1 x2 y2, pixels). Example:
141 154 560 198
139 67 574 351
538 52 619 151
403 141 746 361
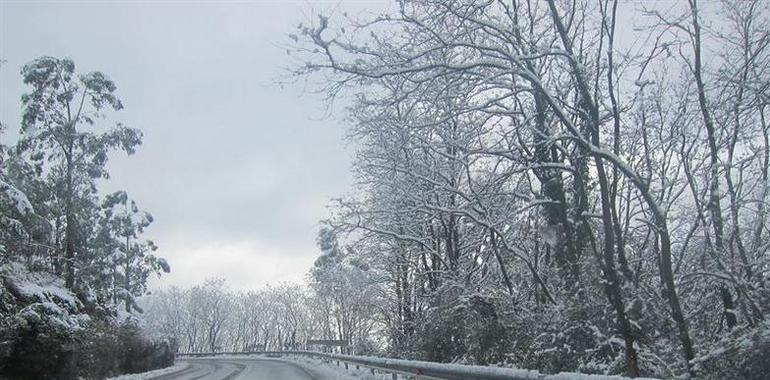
187 353 390 380
278 354 392 380
181 353 659 380
106 363 189 380
270 354 657 380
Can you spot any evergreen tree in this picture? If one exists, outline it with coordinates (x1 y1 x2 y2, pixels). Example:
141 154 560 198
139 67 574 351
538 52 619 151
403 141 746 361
17 56 142 289
99 191 169 312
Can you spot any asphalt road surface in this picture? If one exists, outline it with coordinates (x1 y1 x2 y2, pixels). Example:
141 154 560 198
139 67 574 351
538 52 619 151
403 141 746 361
148 358 321 380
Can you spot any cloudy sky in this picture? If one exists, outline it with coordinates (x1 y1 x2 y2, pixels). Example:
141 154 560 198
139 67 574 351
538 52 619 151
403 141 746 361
0 1 385 290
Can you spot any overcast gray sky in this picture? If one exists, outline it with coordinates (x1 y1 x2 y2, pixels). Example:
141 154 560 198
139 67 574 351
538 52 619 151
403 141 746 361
0 0 384 290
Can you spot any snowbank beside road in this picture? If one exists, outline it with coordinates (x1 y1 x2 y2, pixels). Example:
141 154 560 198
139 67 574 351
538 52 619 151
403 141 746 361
107 363 189 380
184 353 659 380
278 354 659 380
278 354 392 380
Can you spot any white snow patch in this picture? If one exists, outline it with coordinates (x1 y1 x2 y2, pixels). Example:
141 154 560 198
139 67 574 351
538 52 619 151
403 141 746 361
106 363 189 380
279 354 392 380
0 178 34 215
2 262 79 309
2 262 90 331
14 279 78 308
185 353 659 380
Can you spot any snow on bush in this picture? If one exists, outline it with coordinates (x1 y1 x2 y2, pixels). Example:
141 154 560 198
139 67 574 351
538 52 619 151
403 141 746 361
0 262 176 379
2 262 88 331
692 319 770 380
0 178 34 216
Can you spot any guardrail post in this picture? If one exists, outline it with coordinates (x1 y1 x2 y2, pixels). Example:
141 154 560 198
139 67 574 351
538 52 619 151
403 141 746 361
344 363 348 370
356 364 359 370
336 360 339 367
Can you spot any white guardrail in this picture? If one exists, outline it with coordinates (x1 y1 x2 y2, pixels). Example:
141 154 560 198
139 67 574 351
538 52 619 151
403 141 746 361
176 350 659 380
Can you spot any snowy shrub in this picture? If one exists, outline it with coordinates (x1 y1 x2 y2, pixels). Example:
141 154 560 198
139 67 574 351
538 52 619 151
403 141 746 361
505 293 608 375
693 321 770 380
0 281 84 379
63 320 175 379
416 291 509 365
2 315 78 379
351 337 381 356
0 263 176 379
73 321 124 379
115 320 176 374
416 303 465 363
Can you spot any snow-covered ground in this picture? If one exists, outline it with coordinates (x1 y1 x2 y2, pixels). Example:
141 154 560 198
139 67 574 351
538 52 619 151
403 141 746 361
275 354 394 380
178 354 390 380
277 354 659 380
178 353 659 380
106 363 189 380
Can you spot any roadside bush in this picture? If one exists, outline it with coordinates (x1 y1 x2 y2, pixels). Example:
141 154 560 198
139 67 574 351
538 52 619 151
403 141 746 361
0 266 176 380
73 322 123 379
1 314 176 380
1 304 79 380
416 290 509 365
116 321 176 374
694 321 770 380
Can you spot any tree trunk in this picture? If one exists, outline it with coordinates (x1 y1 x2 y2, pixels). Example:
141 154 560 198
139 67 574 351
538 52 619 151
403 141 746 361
64 152 76 289
125 234 131 313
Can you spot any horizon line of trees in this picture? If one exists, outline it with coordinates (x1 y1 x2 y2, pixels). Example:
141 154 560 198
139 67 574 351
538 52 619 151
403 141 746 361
142 277 380 355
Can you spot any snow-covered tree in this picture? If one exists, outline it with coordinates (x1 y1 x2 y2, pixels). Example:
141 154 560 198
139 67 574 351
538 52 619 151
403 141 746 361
96 191 169 312
286 0 770 377
17 56 142 289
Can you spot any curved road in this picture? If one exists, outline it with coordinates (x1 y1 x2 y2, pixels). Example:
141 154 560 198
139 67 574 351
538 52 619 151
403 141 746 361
149 358 321 380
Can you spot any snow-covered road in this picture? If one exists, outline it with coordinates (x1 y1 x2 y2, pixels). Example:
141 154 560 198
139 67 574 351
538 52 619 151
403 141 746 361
146 358 320 380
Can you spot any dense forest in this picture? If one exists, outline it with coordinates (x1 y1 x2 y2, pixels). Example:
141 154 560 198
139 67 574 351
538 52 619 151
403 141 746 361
0 57 173 379
146 1 769 379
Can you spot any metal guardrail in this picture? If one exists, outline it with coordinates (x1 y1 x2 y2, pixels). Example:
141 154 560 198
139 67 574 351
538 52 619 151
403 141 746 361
177 350 659 380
